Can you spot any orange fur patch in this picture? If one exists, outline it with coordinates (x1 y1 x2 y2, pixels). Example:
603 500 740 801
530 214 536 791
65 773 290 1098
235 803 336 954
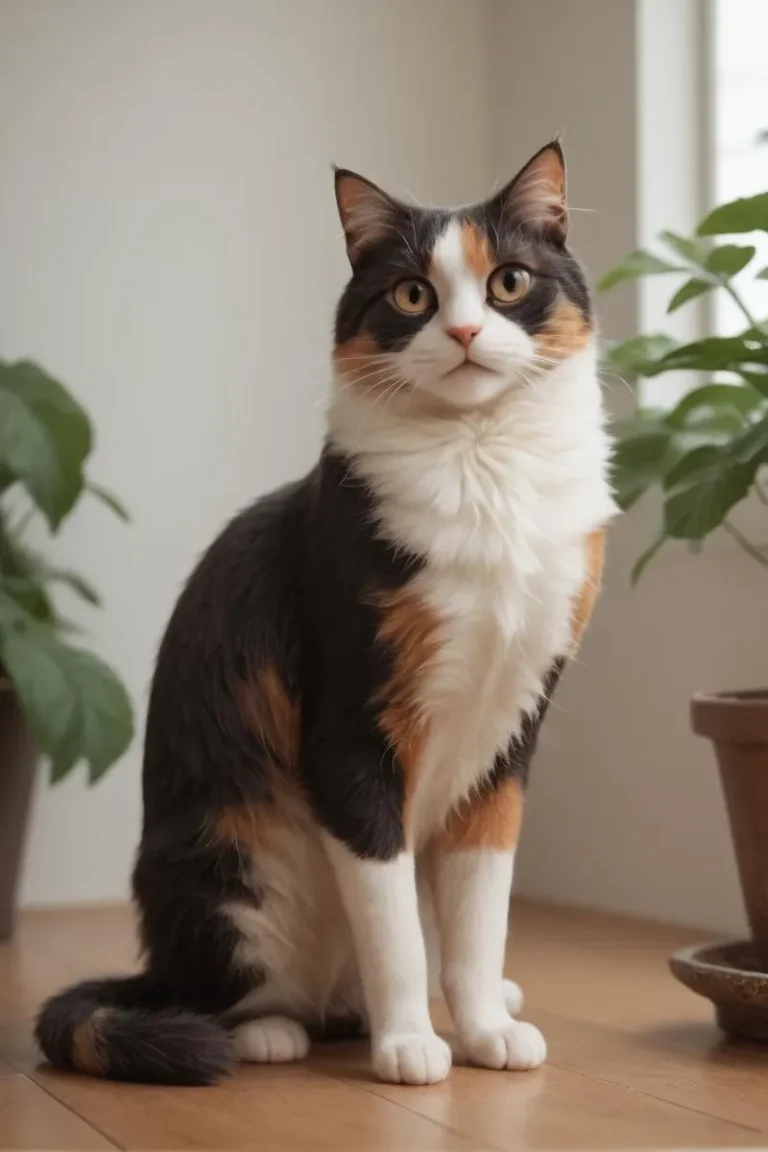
211 772 307 857
571 529 605 650
333 331 391 393
216 667 303 859
375 588 439 833
238 666 300 775
72 1009 110 1076
460 220 494 279
436 776 524 852
213 802 277 853
534 298 591 361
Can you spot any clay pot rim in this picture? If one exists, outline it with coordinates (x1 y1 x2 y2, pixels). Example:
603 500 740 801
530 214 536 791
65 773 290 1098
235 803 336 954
670 940 768 1008
691 688 768 745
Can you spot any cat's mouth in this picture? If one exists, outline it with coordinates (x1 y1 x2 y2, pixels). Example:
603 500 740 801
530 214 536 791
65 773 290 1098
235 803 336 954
443 360 498 382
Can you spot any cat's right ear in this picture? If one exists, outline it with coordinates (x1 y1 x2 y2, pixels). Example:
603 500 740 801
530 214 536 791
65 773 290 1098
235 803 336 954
334 168 400 266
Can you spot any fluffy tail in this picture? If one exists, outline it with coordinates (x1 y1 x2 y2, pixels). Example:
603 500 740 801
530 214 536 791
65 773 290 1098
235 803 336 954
35 974 234 1085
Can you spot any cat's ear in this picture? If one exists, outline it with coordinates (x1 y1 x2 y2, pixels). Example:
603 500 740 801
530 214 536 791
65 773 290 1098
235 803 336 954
334 168 401 265
493 141 568 242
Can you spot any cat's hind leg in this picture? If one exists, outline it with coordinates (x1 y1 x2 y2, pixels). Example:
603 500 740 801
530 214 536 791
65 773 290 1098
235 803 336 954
234 1016 310 1063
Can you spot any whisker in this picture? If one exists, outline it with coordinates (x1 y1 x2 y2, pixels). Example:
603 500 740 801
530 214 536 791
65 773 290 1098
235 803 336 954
353 375 409 446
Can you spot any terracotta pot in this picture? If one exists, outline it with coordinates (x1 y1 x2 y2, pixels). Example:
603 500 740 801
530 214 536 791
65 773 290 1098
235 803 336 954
0 680 37 941
691 690 768 969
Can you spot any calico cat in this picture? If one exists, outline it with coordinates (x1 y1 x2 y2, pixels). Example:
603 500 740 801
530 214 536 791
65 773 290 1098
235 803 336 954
37 141 614 1087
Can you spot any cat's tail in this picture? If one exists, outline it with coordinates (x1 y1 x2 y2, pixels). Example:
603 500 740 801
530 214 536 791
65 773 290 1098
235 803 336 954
35 973 235 1085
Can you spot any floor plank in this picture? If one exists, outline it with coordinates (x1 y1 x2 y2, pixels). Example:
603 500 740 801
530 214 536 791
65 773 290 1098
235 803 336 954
28 1063 491 1151
1 899 764 1151
0 1060 116 1150
313 1040 764 1150
530 1005 768 1136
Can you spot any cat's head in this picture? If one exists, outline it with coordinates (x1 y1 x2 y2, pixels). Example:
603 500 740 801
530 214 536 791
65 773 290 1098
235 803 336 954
332 142 592 411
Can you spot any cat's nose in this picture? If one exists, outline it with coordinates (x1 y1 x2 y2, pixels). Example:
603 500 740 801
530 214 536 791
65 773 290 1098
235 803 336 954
447 324 482 349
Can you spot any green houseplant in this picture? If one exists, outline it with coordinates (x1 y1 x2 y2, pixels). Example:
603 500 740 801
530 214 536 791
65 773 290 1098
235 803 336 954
599 192 768 577
600 190 768 1036
0 358 133 938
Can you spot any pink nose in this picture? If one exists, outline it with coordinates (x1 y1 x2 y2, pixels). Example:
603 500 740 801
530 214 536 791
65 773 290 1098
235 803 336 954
447 324 482 349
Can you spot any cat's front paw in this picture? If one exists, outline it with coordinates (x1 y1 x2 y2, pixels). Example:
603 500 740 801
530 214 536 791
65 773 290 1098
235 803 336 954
460 1020 546 1071
373 1031 452 1085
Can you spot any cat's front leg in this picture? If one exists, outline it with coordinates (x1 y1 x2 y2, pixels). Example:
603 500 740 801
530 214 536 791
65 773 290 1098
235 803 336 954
430 776 547 1071
324 838 452 1085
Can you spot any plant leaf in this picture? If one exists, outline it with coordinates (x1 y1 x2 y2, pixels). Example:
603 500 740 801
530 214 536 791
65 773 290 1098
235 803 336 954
663 445 720 491
660 231 706 264
665 382 763 430
1 535 103 611
0 587 27 629
657 336 768 374
597 251 683 292
0 361 93 530
0 465 15 496
663 446 753 540
0 625 82 780
610 425 671 511
46 569 102 607
697 192 768 236
730 415 768 468
65 648 134 783
0 388 61 527
631 535 666 584
0 622 134 784
737 369 768 398
757 266 768 280
602 334 679 378
705 244 756 277
86 481 131 523
667 278 712 313
0 576 56 623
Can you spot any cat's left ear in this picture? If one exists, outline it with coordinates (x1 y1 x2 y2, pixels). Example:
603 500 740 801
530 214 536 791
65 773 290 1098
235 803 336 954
334 168 401 265
493 141 568 242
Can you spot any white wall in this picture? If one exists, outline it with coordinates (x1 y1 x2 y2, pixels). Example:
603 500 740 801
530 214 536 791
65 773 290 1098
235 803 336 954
492 0 751 935
1 0 492 904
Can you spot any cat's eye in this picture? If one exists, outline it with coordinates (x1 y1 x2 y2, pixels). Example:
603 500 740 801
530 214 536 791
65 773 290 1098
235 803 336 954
488 265 532 305
391 278 435 315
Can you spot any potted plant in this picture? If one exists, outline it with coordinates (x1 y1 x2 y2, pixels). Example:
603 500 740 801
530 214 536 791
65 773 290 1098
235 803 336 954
0 358 133 939
599 188 768 1038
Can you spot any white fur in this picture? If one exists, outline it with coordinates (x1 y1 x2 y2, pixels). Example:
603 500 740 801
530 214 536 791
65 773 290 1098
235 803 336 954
225 221 614 1083
329 339 614 847
433 848 545 1069
225 817 355 1022
323 839 451 1085
395 219 536 408
234 1016 310 1063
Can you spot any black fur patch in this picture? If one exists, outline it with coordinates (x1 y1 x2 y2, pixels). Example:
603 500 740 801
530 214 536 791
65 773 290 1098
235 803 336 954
300 451 423 857
36 974 234 1085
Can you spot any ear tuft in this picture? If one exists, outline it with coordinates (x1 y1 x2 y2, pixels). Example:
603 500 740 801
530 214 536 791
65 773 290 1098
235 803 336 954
497 141 568 241
334 169 399 264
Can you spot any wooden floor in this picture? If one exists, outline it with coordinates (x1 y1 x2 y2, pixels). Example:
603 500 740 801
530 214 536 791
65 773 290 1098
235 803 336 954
1 901 767 1151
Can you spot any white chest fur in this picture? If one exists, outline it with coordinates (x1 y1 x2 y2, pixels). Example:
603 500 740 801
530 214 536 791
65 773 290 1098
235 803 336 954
329 344 615 847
